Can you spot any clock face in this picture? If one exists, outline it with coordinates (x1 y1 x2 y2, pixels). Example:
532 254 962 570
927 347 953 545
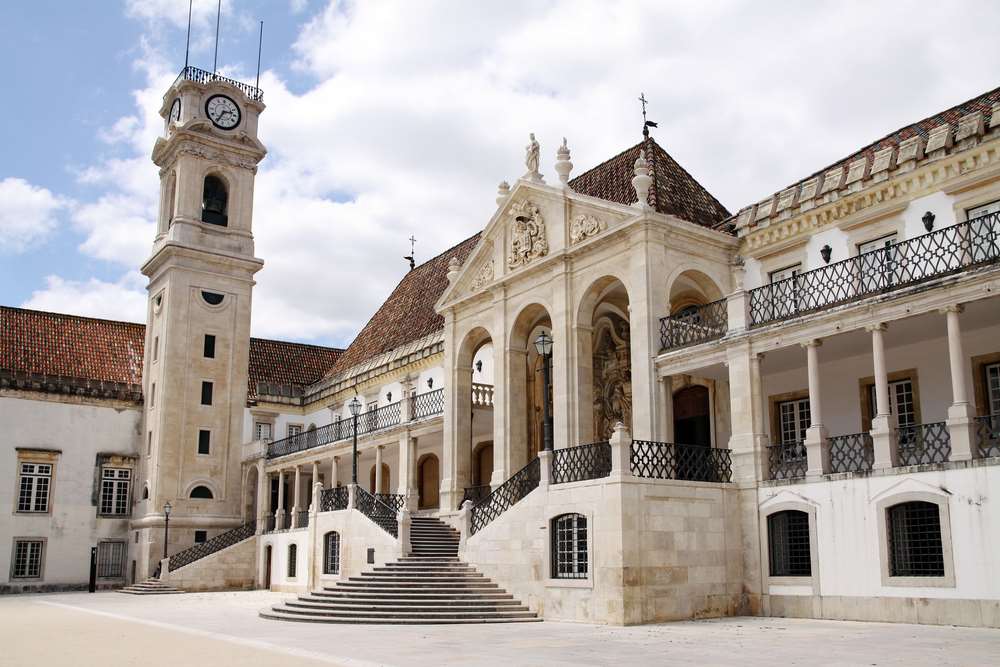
169 98 181 124
205 95 241 130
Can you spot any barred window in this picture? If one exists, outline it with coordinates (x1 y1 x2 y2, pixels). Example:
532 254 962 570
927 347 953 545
778 398 810 445
551 513 587 579
255 422 272 441
17 463 52 513
96 541 126 578
767 510 811 577
985 363 1000 416
323 532 341 574
288 544 298 578
11 540 44 578
888 501 945 577
99 468 131 516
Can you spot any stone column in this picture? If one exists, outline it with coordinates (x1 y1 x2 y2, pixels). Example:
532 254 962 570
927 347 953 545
330 456 339 488
276 469 286 529
490 286 509 486
550 257 573 451
255 460 267 534
868 323 898 469
291 465 302 528
943 305 976 460
659 375 674 442
441 310 472 511
802 339 829 476
626 236 659 441
374 445 384 493
398 433 418 510
538 449 552 488
608 421 633 481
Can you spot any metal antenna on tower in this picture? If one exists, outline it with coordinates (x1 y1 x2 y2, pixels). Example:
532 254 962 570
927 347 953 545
404 236 417 271
212 0 222 73
183 0 193 70
255 21 264 90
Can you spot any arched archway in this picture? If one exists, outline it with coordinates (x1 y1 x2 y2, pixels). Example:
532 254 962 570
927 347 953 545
418 454 440 509
369 463 391 494
452 326 496 501
667 269 724 315
243 465 259 522
201 173 229 226
509 303 554 467
472 441 493 486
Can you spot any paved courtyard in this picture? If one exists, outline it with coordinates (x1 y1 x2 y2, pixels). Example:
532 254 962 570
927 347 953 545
0 590 997 666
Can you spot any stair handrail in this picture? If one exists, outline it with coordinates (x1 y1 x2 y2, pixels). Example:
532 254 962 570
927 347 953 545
167 520 256 572
354 485 399 538
470 457 540 535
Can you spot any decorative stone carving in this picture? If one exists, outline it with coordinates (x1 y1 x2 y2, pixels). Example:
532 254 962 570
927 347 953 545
775 188 798 213
819 166 844 194
446 256 462 284
845 157 869 185
991 103 1000 129
799 176 822 202
496 181 511 207
925 124 953 154
956 112 984 144
870 146 896 179
569 214 605 244
506 200 548 268
554 137 573 185
524 133 543 182
593 315 631 440
470 259 494 292
735 206 756 230
754 197 775 221
897 135 925 165
631 151 653 209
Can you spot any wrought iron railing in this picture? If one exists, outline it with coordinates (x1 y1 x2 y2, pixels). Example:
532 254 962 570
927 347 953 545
461 485 491 506
974 414 1000 458
630 440 733 482
829 432 874 474
173 66 264 101
551 442 612 484
897 421 951 466
263 514 275 533
749 213 1000 327
276 512 291 530
167 521 256 572
411 388 445 420
767 441 807 480
354 486 398 538
659 299 729 351
375 493 407 512
319 486 349 512
267 400 402 459
471 457 540 535
295 511 309 529
472 383 495 407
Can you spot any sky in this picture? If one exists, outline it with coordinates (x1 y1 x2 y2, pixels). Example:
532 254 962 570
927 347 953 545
1 0 999 348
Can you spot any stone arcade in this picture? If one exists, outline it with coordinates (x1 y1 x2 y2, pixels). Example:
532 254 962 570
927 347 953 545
2 67 1000 627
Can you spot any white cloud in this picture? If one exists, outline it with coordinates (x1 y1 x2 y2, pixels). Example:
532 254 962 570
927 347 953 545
22 273 147 323
0 178 70 253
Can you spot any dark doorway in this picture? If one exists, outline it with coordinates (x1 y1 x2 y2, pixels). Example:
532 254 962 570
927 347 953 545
264 545 272 589
673 385 711 447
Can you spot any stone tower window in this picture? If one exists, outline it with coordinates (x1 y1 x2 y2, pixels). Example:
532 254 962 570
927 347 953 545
189 485 214 499
201 175 228 227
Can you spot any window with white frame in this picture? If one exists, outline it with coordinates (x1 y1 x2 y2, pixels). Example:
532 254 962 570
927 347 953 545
287 424 302 438
985 363 1000 416
887 501 945 577
99 468 131 516
769 264 802 316
777 398 810 445
858 234 898 291
11 539 44 579
967 200 1000 262
254 422 272 441
869 379 916 433
551 513 588 579
17 462 52 513
96 541 126 578
767 510 811 577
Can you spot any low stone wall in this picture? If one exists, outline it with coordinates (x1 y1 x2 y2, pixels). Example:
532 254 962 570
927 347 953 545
163 536 258 592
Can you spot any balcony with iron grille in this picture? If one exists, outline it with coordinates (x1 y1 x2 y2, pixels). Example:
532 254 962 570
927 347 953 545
173 66 264 101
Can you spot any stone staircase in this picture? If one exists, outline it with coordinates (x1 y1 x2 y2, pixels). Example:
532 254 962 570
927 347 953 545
117 579 184 595
261 516 539 624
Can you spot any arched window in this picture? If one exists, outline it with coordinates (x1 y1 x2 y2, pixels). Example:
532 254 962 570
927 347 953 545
141 485 149 500
288 543 297 578
551 513 587 579
201 175 228 227
189 485 214 499
323 532 340 575
767 510 811 577
887 501 944 577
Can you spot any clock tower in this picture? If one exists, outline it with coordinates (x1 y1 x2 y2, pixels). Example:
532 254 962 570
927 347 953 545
133 68 266 578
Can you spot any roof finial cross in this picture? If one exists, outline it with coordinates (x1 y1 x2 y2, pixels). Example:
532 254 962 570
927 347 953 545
404 235 417 271
639 92 658 139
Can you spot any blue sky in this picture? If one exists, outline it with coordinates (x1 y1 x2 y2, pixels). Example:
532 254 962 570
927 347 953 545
2 1 1000 347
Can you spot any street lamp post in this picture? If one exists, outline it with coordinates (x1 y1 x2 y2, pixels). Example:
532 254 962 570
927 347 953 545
162 501 172 560
349 396 361 485
534 331 554 452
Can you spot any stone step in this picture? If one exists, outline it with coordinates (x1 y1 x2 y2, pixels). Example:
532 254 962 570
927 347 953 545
265 606 538 621
260 609 540 625
288 599 529 612
360 570 483 578
310 591 515 601
332 583 501 592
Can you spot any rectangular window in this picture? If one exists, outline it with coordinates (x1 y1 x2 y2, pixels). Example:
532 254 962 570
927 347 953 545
777 398 810 445
255 422 272 441
147 431 152 455
203 334 216 359
200 381 213 406
769 264 802 317
194 530 207 544
149 383 156 408
967 200 1000 263
967 199 1000 218
17 463 52 513
868 379 916 426
983 362 1000 416
96 541 126 578
198 430 211 455
287 424 302 438
767 510 812 577
99 468 131 516
11 540 44 579
858 234 898 291
153 336 159 362
551 514 588 579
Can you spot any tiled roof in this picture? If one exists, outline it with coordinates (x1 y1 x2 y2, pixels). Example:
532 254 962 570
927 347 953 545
0 305 342 402
569 136 731 228
724 85 1000 232
325 233 482 378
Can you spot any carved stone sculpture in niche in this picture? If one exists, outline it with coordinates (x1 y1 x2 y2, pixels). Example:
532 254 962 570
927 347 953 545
471 259 494 292
507 200 548 268
569 214 606 244
593 314 632 440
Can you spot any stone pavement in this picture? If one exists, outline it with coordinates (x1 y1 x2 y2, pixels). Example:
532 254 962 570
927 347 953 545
1 590 998 666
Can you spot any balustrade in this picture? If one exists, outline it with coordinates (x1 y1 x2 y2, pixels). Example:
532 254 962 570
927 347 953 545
167 521 256 572
974 414 1000 458
659 299 729 351
319 486 349 512
551 442 612 484
630 440 733 482
354 486 398 537
173 66 264 101
470 458 540 535
767 441 807 480
828 432 874 474
471 383 495 407
897 421 951 466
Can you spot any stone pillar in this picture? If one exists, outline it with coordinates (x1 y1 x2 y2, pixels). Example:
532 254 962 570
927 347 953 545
291 465 302 528
550 257 573 451
490 287 509 486
608 421 633 481
457 499 474 553
311 460 320 490
441 310 472 511
802 339 829 476
626 237 658 441
275 469 286 529
868 323 898 469
374 445 384 493
538 449 552 489
255 461 267 535
659 374 674 442
330 456 339 488
943 305 976 460
398 433 418 511
398 509 412 557
307 482 321 589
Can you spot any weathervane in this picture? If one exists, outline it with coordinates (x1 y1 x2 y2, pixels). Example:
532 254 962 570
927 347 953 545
404 235 417 271
639 92 658 138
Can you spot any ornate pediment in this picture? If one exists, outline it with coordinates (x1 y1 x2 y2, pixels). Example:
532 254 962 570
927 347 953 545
506 199 548 268
569 214 606 244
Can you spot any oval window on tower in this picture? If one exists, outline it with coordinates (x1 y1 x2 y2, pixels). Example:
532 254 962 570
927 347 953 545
201 291 224 306
201 174 229 227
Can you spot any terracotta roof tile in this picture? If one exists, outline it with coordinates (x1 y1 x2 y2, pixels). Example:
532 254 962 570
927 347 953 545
247 337 342 399
569 136 731 228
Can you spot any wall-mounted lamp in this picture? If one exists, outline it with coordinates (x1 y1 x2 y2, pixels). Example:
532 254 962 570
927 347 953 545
386 392 392 402
922 211 936 232
475 360 483 373
427 378 434 389
820 244 833 264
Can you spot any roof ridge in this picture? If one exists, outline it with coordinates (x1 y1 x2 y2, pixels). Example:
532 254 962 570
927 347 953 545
645 136 730 215
249 336 344 353
0 304 144 329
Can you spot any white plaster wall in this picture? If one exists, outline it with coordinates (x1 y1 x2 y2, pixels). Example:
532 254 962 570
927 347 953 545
805 227 850 271
257 528 311 593
0 395 141 589
902 192 956 240
472 342 495 385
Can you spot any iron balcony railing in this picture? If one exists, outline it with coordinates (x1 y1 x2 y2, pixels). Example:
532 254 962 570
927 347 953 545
551 442 612 484
897 421 951 466
173 65 264 101
829 432 874 474
659 299 729 351
767 441 807 480
471 457 540 535
411 388 445 420
267 400 403 459
167 521 256 572
354 486 398 538
749 212 1000 327
974 414 1000 458
461 484 491 506
630 440 733 483
295 511 309 529
375 493 407 512
319 486 349 512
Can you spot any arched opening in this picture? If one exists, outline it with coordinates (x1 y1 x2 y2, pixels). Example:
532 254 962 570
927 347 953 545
472 442 493 487
509 304 554 467
667 269 724 315
418 453 440 510
141 484 149 500
189 485 214 499
369 463 391 494
576 277 631 443
201 174 228 227
264 545 272 589
455 327 496 500
244 466 259 522
673 385 711 447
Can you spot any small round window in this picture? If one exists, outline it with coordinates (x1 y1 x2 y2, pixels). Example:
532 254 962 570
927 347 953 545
201 291 224 306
